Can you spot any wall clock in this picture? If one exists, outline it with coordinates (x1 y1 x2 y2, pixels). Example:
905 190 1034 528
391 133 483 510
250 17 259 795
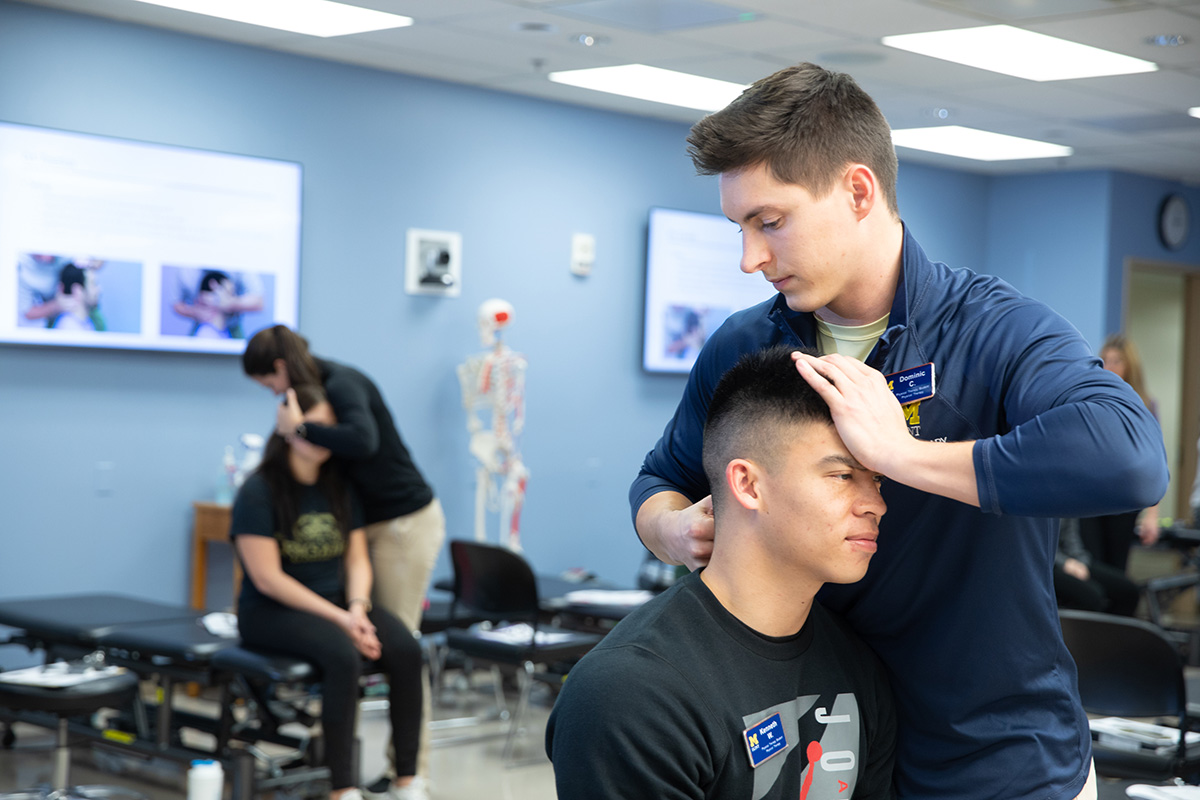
1159 193 1190 251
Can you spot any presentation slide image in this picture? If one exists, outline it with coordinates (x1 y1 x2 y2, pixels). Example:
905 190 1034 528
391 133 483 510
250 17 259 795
0 122 300 354
16 252 143 334
159 265 275 340
663 304 731 364
642 207 778 374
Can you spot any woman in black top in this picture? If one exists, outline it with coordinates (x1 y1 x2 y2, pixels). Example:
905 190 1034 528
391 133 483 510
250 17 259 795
242 325 445 794
232 384 423 800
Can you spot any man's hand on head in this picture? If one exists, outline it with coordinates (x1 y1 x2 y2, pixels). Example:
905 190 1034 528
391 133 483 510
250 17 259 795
791 352 912 478
792 351 982 506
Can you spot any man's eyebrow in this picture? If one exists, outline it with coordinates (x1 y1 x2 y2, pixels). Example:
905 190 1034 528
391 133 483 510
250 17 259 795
819 454 868 471
728 206 767 226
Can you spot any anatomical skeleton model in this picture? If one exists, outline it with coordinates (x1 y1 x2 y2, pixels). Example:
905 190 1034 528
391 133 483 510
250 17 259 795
457 299 528 550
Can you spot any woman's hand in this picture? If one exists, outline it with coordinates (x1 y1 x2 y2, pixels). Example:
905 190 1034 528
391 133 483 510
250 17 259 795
276 388 304 437
343 606 381 660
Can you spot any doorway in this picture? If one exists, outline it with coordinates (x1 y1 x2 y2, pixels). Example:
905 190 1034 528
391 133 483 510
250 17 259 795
1124 261 1200 526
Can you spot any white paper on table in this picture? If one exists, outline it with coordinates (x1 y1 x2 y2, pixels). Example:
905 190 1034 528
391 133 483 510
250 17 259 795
472 623 575 645
562 589 655 607
1090 716 1200 754
0 662 126 688
202 611 239 638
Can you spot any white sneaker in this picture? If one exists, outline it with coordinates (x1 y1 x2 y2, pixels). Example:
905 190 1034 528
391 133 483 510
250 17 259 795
335 790 365 800
387 776 430 800
361 775 393 800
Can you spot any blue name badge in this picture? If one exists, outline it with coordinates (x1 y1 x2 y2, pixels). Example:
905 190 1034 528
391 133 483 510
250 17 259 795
886 362 936 405
743 712 788 768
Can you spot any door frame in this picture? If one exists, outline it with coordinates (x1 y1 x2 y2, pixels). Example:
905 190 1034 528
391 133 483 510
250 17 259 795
1122 258 1200 524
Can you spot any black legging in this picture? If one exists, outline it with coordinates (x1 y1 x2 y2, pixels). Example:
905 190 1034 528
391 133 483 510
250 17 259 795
1053 560 1141 617
238 599 422 789
1079 511 1140 573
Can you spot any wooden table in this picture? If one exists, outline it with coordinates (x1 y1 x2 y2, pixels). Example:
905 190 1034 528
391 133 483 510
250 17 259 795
190 501 241 611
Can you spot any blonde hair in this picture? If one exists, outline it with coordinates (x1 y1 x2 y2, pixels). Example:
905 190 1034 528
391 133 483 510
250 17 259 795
1102 333 1152 409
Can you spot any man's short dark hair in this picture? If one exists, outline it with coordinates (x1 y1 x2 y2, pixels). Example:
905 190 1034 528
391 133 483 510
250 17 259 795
702 345 833 514
200 270 231 293
687 62 899 217
58 262 86 295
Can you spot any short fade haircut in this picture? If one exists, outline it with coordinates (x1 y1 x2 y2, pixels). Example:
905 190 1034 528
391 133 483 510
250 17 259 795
58 263 86 294
199 270 231 293
702 345 833 515
687 62 899 217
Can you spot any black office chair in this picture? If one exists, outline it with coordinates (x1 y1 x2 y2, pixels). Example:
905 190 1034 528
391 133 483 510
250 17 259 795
0 666 147 800
1059 609 1200 782
441 540 604 765
1141 526 1200 665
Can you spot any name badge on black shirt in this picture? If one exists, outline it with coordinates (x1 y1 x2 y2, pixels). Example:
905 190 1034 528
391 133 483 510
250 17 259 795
743 712 788 768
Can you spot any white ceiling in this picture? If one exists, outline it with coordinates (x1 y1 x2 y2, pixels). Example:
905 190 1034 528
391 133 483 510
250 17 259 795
17 0 1200 183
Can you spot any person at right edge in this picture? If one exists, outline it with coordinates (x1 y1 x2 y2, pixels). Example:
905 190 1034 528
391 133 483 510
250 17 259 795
631 62 1168 800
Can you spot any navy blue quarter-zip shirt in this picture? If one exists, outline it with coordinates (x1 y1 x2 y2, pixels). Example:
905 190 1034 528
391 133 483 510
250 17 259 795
631 225 1168 799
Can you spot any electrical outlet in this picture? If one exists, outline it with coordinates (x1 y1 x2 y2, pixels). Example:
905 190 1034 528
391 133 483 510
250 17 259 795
570 233 595 277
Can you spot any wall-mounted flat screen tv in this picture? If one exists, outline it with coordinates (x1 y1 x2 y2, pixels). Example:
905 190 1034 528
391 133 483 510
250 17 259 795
0 121 300 354
642 207 777 374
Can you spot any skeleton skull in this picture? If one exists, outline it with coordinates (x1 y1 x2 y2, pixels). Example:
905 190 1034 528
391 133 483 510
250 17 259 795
477 298 514 347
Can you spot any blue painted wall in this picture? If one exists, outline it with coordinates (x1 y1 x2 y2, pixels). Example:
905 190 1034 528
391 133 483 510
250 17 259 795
1 1 1195 648
0 0 714 610
1106 173 1200 332
983 171 1113 348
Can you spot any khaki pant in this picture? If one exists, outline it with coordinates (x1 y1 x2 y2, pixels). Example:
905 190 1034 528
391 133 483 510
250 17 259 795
1074 760 1097 800
365 498 446 782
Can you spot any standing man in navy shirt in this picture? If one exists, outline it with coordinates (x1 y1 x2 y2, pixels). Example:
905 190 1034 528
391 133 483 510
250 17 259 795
631 62 1167 799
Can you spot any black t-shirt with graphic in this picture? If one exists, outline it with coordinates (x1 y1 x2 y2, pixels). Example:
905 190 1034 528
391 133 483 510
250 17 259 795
546 570 897 799
230 472 364 612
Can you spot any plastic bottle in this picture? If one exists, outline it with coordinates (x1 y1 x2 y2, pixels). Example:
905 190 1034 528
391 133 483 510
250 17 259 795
235 433 265 489
186 759 223 800
215 445 236 504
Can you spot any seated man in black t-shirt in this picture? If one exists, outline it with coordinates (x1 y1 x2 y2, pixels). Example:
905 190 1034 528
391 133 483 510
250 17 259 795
546 345 896 799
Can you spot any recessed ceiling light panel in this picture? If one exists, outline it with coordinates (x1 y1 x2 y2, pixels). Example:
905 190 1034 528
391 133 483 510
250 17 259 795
127 0 413 37
891 125 1073 161
548 64 745 112
882 25 1158 81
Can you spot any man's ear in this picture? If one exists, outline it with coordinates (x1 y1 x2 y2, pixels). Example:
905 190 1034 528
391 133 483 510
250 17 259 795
844 163 878 221
726 458 765 511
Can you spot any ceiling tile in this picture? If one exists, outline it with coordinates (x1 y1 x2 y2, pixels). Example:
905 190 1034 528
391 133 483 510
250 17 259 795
1029 7 1200 67
739 0 990 38
1070 68 1200 108
668 17 840 51
548 0 749 32
11 0 1199 183
924 0 1149 22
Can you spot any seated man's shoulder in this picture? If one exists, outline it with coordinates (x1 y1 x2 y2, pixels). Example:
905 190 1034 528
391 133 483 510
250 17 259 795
810 604 888 673
557 577 726 708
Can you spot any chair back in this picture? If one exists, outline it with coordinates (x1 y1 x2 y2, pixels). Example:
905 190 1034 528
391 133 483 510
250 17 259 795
1059 609 1187 719
450 540 540 623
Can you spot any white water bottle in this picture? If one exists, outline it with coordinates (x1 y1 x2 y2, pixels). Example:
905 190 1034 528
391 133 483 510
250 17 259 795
187 759 223 800
215 445 237 504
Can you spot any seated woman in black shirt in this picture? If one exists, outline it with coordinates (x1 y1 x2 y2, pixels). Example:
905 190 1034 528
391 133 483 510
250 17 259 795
232 384 424 800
